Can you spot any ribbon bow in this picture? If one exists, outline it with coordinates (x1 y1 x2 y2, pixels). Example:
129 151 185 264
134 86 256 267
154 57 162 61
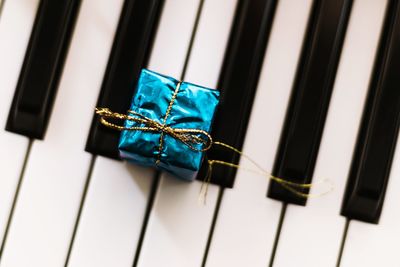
95 108 213 152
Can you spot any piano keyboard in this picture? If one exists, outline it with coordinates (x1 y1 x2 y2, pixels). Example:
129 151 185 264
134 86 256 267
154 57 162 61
0 0 399 266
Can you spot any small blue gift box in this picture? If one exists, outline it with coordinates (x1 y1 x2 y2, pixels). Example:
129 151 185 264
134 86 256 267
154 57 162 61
119 69 220 181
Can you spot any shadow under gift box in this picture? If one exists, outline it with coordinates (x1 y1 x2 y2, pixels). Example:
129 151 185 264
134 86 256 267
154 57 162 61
119 69 220 181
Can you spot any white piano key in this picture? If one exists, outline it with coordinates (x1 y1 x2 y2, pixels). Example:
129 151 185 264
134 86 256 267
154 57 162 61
146 0 204 78
137 176 219 267
66 0 203 265
0 0 38 247
0 0 124 266
204 0 313 266
272 0 388 266
135 0 237 266
66 158 154 267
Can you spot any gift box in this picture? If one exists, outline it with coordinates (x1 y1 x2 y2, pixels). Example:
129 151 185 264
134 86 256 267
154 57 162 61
118 69 220 181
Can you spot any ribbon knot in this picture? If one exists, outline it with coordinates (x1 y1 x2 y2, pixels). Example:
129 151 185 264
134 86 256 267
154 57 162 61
95 107 213 152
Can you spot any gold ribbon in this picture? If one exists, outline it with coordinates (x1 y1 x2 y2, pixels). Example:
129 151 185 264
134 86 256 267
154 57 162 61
95 107 334 202
198 141 333 204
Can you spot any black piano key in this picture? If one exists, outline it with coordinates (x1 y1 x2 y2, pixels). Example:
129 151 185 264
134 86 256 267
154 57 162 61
267 0 353 205
196 0 278 188
6 0 81 139
341 0 400 224
85 0 164 159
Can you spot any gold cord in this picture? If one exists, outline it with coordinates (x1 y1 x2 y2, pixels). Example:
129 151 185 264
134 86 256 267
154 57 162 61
156 82 182 164
198 142 334 204
96 107 333 203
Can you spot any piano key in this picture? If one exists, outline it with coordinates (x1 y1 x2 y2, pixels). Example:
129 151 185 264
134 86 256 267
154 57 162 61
64 0 200 265
5 0 82 139
135 0 238 266
0 0 124 266
271 0 388 265
341 0 400 224
340 145 400 266
204 1 314 266
85 0 164 159
65 159 154 267
0 0 39 252
267 0 354 205
196 0 278 188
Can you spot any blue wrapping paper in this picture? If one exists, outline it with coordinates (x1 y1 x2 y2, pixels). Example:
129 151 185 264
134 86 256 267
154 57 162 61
119 69 220 181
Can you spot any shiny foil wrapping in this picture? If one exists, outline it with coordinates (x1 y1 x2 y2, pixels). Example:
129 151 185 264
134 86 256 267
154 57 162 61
119 69 220 181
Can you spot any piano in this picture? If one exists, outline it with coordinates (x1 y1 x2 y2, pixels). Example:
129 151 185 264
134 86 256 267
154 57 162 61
0 0 399 266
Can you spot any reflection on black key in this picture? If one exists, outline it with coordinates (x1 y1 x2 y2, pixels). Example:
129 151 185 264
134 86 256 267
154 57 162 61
6 0 81 139
267 0 353 205
85 0 164 159
196 0 278 188
341 0 400 224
